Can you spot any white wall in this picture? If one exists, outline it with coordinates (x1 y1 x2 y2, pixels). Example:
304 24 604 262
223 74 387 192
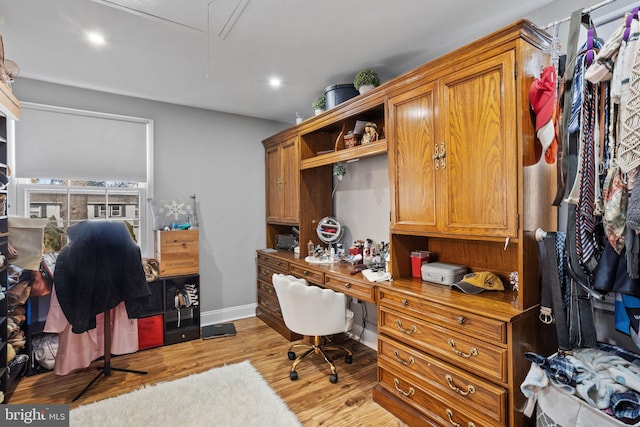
12 78 287 318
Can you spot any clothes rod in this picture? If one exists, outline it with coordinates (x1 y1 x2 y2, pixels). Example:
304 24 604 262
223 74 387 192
544 0 617 29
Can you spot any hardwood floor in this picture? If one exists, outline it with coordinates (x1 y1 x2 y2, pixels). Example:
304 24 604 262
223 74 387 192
8 316 408 426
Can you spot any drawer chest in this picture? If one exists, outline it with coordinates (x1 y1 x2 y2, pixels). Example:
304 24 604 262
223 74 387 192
374 282 546 427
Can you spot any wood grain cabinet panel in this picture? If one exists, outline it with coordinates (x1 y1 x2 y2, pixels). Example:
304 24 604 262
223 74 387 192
264 136 299 225
389 80 438 233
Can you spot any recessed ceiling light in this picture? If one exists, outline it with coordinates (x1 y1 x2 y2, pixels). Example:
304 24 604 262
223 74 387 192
269 77 282 88
86 31 106 46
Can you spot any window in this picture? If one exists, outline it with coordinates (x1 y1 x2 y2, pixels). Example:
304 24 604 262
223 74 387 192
22 179 144 242
11 103 154 254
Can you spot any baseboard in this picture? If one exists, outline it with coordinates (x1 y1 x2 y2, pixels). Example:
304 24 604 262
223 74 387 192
200 303 257 326
200 303 378 351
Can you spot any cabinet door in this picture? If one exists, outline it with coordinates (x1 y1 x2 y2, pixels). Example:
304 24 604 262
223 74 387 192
439 51 517 237
279 137 299 223
265 138 299 224
265 142 281 222
389 81 438 232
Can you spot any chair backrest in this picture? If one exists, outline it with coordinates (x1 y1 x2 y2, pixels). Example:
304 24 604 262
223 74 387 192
273 273 348 337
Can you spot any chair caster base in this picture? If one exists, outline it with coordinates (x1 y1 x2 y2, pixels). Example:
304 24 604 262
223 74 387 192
290 371 299 381
345 354 352 364
329 374 338 384
288 351 296 361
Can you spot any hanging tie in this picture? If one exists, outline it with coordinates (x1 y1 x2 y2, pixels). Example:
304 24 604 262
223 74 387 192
575 30 601 271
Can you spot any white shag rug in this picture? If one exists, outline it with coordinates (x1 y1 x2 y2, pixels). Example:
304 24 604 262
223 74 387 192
70 360 301 427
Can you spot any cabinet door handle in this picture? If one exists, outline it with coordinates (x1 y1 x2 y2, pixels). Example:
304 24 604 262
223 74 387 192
456 316 466 324
401 298 408 306
393 350 415 366
447 338 478 358
344 282 351 289
445 374 476 396
276 177 283 190
393 378 415 397
395 319 417 335
445 408 475 427
432 142 446 169
303 270 309 275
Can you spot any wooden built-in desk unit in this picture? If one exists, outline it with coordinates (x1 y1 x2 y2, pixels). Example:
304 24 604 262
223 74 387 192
258 19 558 427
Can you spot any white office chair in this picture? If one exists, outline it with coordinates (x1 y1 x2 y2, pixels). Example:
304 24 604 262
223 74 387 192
272 273 355 383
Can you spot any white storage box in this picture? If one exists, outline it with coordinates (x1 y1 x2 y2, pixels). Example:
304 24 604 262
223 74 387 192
421 262 467 285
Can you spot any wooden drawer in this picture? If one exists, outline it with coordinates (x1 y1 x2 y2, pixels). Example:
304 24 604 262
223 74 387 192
378 334 507 425
378 364 503 427
324 273 375 303
289 264 324 286
165 326 200 345
258 288 283 320
256 252 289 272
379 306 508 383
257 259 289 282
257 277 277 299
378 288 506 344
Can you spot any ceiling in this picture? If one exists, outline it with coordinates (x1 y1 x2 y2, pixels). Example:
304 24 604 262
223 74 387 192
0 0 632 124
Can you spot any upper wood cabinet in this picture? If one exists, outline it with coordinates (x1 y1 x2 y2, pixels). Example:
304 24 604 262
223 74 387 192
390 51 517 239
389 80 438 233
264 134 299 225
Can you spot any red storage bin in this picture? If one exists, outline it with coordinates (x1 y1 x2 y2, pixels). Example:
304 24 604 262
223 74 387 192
410 251 431 278
138 315 164 350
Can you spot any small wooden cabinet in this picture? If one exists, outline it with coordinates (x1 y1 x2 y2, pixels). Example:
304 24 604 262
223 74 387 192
264 133 299 225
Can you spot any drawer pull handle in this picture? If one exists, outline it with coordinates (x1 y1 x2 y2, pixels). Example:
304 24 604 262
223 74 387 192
393 378 415 397
445 374 476 396
344 283 351 289
447 339 478 358
393 350 415 366
303 270 309 275
395 320 417 335
445 408 474 427
401 298 408 306
457 316 466 324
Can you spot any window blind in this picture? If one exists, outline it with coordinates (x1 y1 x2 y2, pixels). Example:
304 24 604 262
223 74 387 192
15 105 148 181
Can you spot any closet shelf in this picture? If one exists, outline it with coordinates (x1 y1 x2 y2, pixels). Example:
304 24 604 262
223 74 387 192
300 139 387 170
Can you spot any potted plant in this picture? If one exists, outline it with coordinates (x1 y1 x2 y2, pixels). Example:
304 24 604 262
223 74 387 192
353 69 381 94
312 96 326 115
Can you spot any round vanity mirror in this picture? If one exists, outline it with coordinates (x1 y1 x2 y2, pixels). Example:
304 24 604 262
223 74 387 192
316 216 344 245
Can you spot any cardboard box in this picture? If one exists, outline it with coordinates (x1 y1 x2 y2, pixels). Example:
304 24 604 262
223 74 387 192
155 230 199 277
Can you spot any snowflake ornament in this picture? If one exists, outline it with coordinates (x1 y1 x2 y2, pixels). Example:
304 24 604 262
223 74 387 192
161 200 192 221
